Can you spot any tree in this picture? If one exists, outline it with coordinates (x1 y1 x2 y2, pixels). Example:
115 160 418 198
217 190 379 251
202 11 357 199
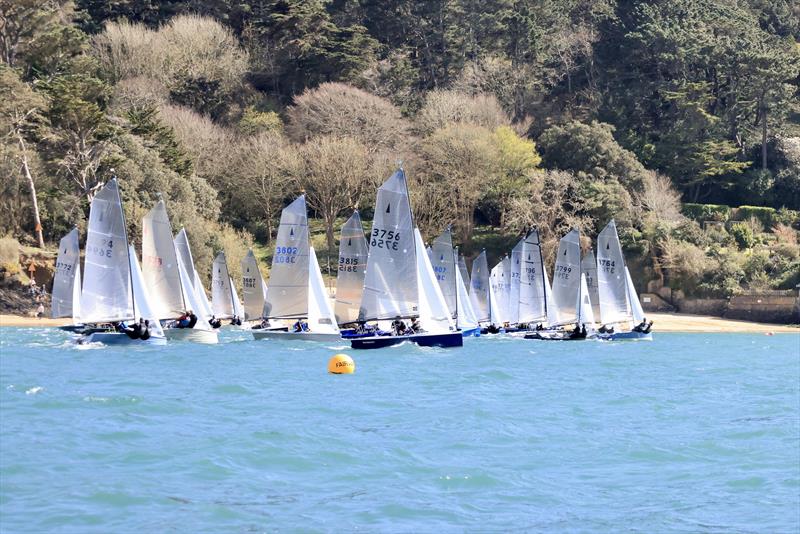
415 89 513 135
0 67 47 247
294 136 375 253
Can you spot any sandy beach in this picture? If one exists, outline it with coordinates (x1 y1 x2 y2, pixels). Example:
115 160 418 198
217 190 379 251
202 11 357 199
0 312 796 333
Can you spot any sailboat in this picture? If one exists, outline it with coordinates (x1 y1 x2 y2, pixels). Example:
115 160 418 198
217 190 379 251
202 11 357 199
430 229 480 337
78 179 165 345
334 210 368 325
526 271 597 341
173 228 215 325
142 200 218 343
252 195 340 341
581 249 602 321
211 252 243 324
516 230 551 329
350 169 462 349
596 220 653 340
241 249 267 324
52 227 82 330
550 228 582 327
469 250 490 325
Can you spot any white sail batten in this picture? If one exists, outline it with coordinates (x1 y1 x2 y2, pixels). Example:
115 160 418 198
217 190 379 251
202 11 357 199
455 266 478 330
52 228 81 320
519 230 547 324
431 228 457 317
414 228 454 333
581 250 602 321
359 170 418 321
308 246 340 334
80 179 133 323
241 250 266 321
625 266 645 324
212 252 234 318
142 200 185 318
597 220 631 325
128 246 165 338
263 195 310 319
334 210 368 324
469 251 490 322
551 229 581 325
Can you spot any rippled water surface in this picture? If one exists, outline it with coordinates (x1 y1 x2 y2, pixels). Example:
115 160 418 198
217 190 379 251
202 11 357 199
1 328 799 532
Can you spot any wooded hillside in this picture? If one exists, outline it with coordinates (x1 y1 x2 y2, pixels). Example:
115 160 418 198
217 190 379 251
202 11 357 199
1 0 798 297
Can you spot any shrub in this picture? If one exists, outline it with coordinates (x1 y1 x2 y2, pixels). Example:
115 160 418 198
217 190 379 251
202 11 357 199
681 203 731 222
730 222 755 250
732 205 776 228
0 236 20 266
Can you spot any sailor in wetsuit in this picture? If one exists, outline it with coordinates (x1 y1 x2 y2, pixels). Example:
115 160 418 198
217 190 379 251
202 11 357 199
391 316 406 336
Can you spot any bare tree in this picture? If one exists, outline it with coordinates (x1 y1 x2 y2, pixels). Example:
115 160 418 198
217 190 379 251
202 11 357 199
415 90 513 135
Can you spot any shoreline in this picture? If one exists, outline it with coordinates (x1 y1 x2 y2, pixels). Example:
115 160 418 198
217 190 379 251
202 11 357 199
0 312 797 333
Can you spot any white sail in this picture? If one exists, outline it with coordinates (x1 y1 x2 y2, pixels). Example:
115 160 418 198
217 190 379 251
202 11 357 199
414 228 454 333
519 230 547 324
334 210 368 324
308 246 340 334
455 266 478 330
488 268 505 326
193 270 214 320
241 250 266 321
128 246 165 338
625 266 645 324
551 229 581 325
469 251 490 322
230 277 244 318
212 252 234 318
52 228 81 319
431 228 457 317
490 260 511 325
263 195 310 319
581 249 602 321
597 220 630 325
176 254 211 330
80 179 133 323
544 267 558 326
359 169 418 321
174 228 196 286
457 252 470 289
142 200 185 318
508 239 523 324
577 273 597 332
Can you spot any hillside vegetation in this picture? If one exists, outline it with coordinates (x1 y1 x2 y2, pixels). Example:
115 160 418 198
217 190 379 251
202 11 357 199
1 0 798 297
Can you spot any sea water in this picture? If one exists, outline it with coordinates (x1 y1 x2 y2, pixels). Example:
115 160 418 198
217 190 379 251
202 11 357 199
1 328 798 533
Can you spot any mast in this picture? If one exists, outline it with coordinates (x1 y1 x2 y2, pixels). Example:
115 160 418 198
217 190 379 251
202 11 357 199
453 242 459 322
401 166 418 320
577 228 582 325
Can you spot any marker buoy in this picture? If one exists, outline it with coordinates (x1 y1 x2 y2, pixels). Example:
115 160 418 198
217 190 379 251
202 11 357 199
328 353 355 374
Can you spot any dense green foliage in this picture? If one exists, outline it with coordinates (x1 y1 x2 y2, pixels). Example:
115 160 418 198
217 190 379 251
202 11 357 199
1 0 798 295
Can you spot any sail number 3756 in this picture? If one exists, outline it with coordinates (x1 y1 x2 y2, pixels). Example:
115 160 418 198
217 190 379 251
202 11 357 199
371 228 401 251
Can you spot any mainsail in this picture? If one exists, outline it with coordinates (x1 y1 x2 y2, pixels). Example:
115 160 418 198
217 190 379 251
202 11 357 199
491 258 511 324
142 200 185 318
80 179 133 323
469 250 490 322
212 252 235 318
52 228 81 320
334 210 368 324
597 220 630 325
551 229 581 325
263 195 310 319
509 240 523 324
519 230 547 324
358 169 417 321
241 249 266 321
581 249 602 321
457 253 470 289
431 228 457 317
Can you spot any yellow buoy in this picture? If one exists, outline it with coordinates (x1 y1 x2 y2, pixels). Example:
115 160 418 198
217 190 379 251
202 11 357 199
328 353 355 374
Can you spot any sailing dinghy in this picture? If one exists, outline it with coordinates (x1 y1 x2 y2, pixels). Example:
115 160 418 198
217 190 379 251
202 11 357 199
350 169 462 349
173 228 216 326
430 229 480 337
595 220 653 340
78 179 165 345
334 210 368 326
241 249 267 325
142 200 218 343
52 227 83 331
252 195 341 342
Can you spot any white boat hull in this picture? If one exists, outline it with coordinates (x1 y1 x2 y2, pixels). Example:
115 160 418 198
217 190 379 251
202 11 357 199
164 328 219 344
251 330 342 342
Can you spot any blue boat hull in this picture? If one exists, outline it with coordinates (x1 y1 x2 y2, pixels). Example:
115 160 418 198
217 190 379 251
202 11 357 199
81 332 167 346
350 331 463 349
460 327 481 337
598 330 653 341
